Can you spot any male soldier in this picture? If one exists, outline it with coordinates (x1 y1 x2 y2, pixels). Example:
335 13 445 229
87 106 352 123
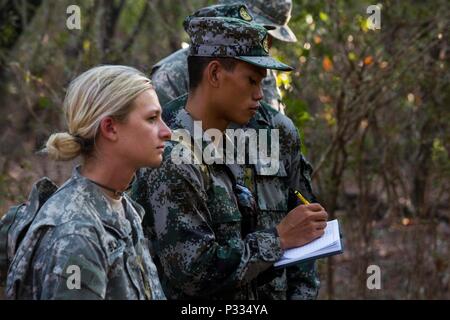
132 17 328 299
148 2 322 300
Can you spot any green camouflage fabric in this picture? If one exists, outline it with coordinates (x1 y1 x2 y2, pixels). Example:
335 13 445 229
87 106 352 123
262 69 284 112
131 102 284 300
145 5 317 300
6 166 165 300
151 94 319 300
219 0 298 42
243 100 319 300
151 48 284 111
186 17 292 71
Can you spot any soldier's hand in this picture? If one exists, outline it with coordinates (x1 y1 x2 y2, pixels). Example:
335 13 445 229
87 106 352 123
276 203 328 250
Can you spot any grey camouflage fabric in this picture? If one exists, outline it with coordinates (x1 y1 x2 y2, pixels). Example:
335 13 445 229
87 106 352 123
131 104 284 300
183 3 255 31
151 48 190 107
219 0 298 42
186 17 292 71
6 166 165 300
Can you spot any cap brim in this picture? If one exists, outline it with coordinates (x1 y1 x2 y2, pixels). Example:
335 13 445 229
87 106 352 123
262 25 276 31
253 15 298 43
235 56 293 71
269 25 298 43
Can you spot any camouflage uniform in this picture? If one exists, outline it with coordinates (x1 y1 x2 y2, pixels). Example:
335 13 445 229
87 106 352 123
149 3 320 300
6 166 165 300
158 94 319 300
133 17 294 300
233 101 320 300
133 106 283 299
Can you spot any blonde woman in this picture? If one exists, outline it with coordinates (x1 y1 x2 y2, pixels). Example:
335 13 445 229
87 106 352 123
6 65 171 299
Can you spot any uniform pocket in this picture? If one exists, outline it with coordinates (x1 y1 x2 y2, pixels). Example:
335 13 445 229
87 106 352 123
125 254 145 299
254 161 289 213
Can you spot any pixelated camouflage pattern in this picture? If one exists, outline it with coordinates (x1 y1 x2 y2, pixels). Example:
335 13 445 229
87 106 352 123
225 98 319 300
242 0 292 27
252 104 319 300
262 69 284 112
186 17 292 71
186 17 269 57
144 94 319 300
151 48 190 107
131 104 283 300
6 167 165 300
183 3 254 31
0 177 57 286
219 0 297 42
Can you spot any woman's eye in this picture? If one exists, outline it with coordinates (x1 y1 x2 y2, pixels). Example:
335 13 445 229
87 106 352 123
147 116 157 123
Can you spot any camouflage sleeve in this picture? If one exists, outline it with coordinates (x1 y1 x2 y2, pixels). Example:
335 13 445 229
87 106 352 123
133 154 283 297
33 232 108 300
277 113 315 201
262 70 284 112
274 113 321 299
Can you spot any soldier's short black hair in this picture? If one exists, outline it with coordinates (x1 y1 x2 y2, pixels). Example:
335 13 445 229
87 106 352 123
187 56 238 91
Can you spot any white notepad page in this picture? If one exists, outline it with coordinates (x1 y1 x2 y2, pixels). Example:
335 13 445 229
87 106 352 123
274 219 341 267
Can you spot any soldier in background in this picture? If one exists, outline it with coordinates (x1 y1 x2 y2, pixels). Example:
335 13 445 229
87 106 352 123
151 0 297 113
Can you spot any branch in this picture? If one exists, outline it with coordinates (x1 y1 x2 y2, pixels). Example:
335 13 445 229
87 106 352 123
121 0 150 53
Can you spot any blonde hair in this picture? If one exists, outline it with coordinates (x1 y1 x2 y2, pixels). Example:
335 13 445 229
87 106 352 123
45 65 153 161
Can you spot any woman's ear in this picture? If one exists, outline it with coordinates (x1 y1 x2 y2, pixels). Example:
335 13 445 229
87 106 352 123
99 116 118 142
206 60 222 88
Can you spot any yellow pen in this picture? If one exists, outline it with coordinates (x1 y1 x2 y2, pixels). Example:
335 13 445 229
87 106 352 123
294 190 310 205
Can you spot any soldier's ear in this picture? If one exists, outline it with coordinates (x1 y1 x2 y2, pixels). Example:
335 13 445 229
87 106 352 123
206 60 221 88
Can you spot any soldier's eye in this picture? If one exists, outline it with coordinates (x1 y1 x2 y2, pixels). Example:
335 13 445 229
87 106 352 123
249 77 257 85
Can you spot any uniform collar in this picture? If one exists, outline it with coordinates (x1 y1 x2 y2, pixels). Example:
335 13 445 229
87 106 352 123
71 166 134 239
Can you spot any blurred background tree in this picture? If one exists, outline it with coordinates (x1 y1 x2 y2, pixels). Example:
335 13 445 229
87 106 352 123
0 0 448 299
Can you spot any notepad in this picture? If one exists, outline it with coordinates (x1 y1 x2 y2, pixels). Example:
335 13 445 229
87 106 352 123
274 219 343 268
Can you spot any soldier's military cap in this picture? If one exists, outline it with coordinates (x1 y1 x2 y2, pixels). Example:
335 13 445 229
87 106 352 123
219 0 298 42
185 17 293 71
183 3 275 31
